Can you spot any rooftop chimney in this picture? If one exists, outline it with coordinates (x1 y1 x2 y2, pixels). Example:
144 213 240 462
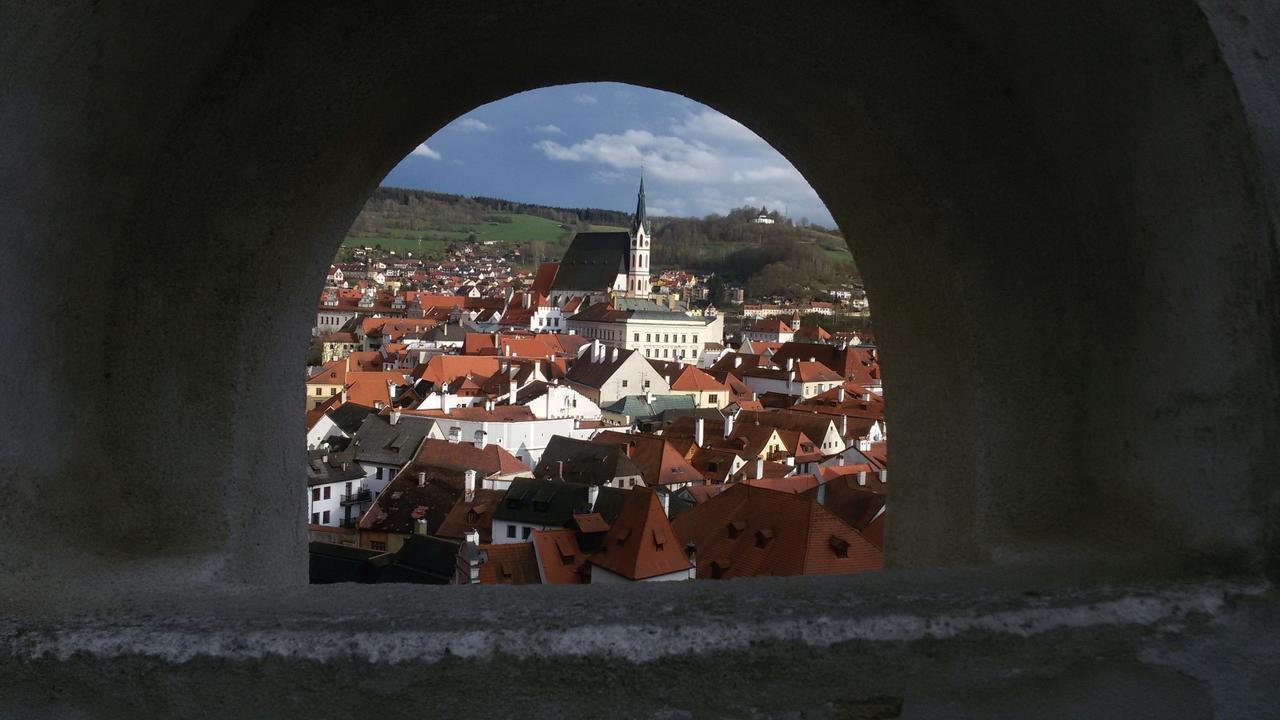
857 470 867 486
785 357 795 371
816 482 827 506
784 457 795 467
417 471 427 487
836 387 845 402
659 491 671 518
389 407 401 425
484 398 495 412
415 518 430 536
464 469 477 502
694 417 705 447
610 346 618 362
864 393 872 401
588 484 599 511
755 457 764 479
733 356 742 368
879 468 887 485
724 410 735 438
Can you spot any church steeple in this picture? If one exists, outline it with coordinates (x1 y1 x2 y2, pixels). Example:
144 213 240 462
626 174 651 299
631 173 648 234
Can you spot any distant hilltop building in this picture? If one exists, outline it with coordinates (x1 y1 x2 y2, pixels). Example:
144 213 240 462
752 207 776 225
538 177 653 305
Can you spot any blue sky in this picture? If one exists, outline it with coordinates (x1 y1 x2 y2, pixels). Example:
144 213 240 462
381 82 836 227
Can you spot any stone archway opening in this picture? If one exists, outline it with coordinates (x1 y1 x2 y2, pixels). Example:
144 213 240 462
305 82 883 582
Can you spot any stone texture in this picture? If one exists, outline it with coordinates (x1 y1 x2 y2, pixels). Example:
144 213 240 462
1 0 1280 715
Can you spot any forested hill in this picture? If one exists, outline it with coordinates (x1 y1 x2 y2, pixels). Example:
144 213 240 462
346 186 858 299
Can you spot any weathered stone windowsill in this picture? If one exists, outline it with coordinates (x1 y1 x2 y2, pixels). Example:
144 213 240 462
3 568 1275 718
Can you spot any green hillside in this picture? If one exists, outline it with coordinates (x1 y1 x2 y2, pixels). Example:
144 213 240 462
339 186 857 299
344 212 571 254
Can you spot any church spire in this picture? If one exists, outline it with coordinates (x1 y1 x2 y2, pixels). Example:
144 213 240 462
631 173 648 234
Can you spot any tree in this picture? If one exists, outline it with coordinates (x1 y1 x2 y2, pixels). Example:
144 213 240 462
707 274 726 306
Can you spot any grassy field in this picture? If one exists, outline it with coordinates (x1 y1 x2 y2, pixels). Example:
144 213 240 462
343 212 572 252
588 224 630 232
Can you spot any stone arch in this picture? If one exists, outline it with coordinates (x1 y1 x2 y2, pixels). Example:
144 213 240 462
1 2 1278 593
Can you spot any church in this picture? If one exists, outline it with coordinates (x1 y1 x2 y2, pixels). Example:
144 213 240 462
542 177 653 306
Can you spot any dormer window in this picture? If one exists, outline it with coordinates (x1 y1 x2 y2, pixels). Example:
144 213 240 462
726 520 746 538
754 528 774 549
829 535 850 558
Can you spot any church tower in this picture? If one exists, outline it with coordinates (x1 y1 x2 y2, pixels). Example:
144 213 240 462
627 175 652 298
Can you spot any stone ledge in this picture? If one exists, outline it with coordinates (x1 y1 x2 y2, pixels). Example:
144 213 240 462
2 568 1276 717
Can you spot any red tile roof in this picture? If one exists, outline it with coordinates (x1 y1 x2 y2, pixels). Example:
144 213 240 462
592 431 702 486
671 484 881 579
668 364 730 393
531 529 590 585
589 488 694 581
477 542 542 585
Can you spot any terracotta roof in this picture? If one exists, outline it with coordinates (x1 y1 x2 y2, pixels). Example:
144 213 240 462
477 542 542 585
411 438 530 477
589 488 693 581
530 529 589 584
668 364 729 393
744 318 793 334
671 484 882 579
592 431 702 486
413 355 501 386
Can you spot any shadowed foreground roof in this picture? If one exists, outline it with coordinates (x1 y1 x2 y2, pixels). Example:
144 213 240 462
672 484 881 579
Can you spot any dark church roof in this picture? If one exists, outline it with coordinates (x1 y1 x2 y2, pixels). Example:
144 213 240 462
550 232 629 292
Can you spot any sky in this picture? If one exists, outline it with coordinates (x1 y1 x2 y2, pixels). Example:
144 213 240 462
381 82 836 228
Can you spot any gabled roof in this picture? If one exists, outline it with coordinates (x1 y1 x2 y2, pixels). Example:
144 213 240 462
671 484 882 579
601 393 696 421
476 542 541 585
550 232 629 292
492 478 632 527
533 436 644 485
435 488 506 543
531 262 560 296
378 534 460 585
564 346 639 389
668 364 730 393
589 488 693 581
591 431 702 486
531 529 589 585
350 414 434 468
411 437 530 477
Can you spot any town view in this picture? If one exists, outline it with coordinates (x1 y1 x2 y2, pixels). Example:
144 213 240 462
307 84 883 584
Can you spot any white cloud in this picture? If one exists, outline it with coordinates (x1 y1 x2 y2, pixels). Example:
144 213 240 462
453 117 492 132
573 93 598 105
534 129 723 183
534 124 564 134
410 143 441 161
670 109 762 144
732 165 804 184
591 169 626 183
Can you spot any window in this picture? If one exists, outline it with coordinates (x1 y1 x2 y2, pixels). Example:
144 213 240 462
311 488 320 502
646 333 651 342
314 388 322 396
663 349 669 358
370 541 386 552
506 524 516 539
708 394 718 404
644 380 650 388
522 527 533 540
634 333 640 341
322 510 330 524
330 388 338 395
322 486 331 500
376 467 384 480
310 512 320 524
681 335 687 343
622 379 629 388
693 334 698 344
